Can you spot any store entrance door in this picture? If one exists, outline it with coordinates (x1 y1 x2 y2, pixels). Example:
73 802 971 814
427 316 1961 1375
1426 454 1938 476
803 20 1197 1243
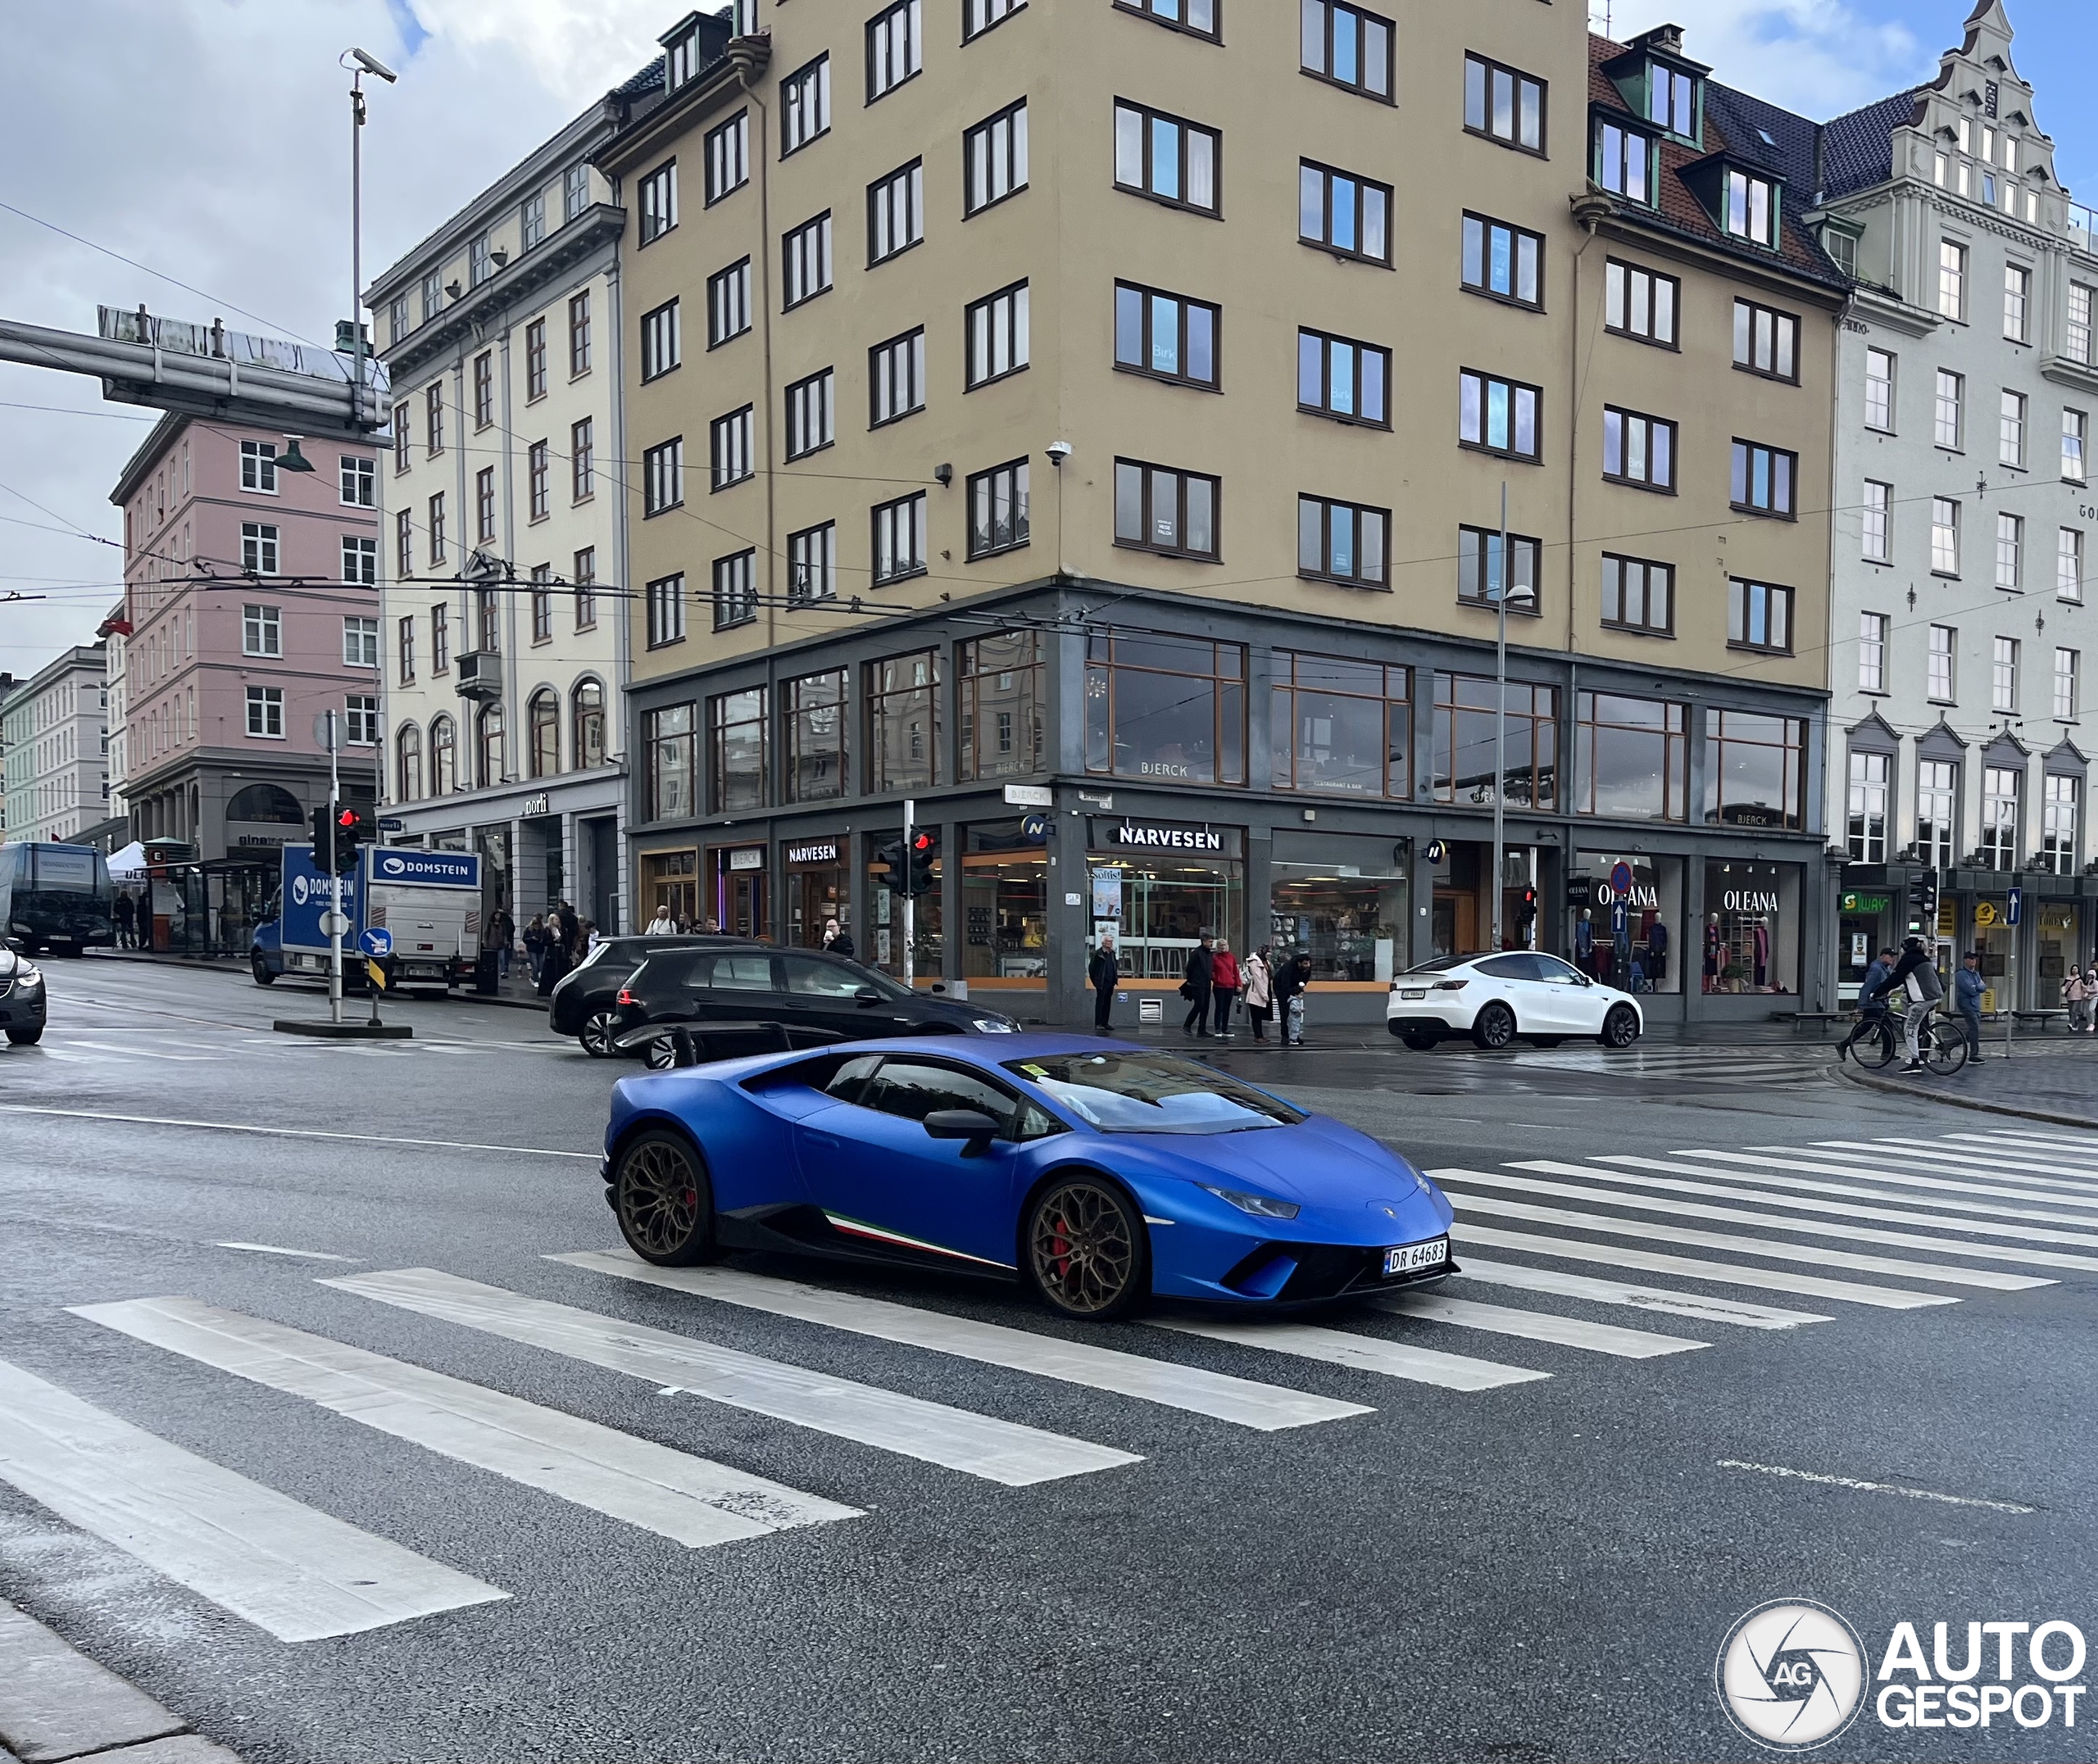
789 864 847 949
1433 891 1477 959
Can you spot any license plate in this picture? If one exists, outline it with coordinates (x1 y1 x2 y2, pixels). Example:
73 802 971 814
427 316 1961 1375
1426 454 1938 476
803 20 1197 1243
1383 1238 1448 1277
1401 988 1427 1000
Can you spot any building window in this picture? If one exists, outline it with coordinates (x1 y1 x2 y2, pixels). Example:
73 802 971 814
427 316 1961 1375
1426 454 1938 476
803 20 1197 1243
1862 480 1891 563
706 113 748 205
955 633 1043 783
647 573 686 649
865 649 943 794
1298 159 1389 265
388 293 410 345
2069 284 2095 367
527 688 559 778
2063 528 2087 603
712 551 756 630
1601 553 1672 635
343 693 379 748
965 280 1029 388
342 536 377 586
2004 262 2030 342
868 160 924 265
1934 371 1964 448
396 723 422 800
965 100 1029 216
709 410 751 491
1916 759 1956 868
567 292 591 376
867 0 922 102
1461 214 1542 308
468 234 492 286
1115 459 1217 561
968 459 1031 560
1296 328 1387 424
2043 774 2079 873
1728 578 1793 653
240 523 279 574
420 269 443 324
708 259 752 346
1648 61 1696 134
1460 369 1542 462
785 669 848 800
1297 497 1389 589
709 688 768 814
2056 647 2080 721
1729 439 1796 517
570 678 604 772
639 161 678 244
1723 169 1775 245
1301 0 1392 99
785 368 834 460
641 298 680 380
2064 410 2088 483
782 55 831 156
529 566 553 644
1927 624 1955 701
1083 631 1246 787
1463 52 1544 154
1997 512 2024 590
1596 121 1654 203
1981 765 2021 868
647 705 693 819
1578 692 1687 822
1993 635 2020 712
474 466 495 543
393 401 410 470
788 521 836 602
242 602 281 657
574 546 597 628
1602 406 1676 492
1604 260 1677 346
870 326 927 427
1433 673 1556 809
1704 710 1806 829
476 587 501 652
1271 652 1408 797
1117 283 1220 392
1846 750 1889 861
427 492 447 566
395 510 413 578
245 686 284 739
1858 610 1888 692
432 604 449 673
520 441 545 522
524 319 547 401
473 351 494 426
240 438 277 493
340 455 375 508
571 418 594 502
564 161 590 222
1932 497 1960 574
1864 348 1895 430
1122 0 1217 38
2000 388 2027 468
1114 101 1220 215
783 212 833 309
1937 239 1965 320
645 435 687 513
1732 299 1798 381
873 491 929 584
1456 524 1539 610
965 0 1023 39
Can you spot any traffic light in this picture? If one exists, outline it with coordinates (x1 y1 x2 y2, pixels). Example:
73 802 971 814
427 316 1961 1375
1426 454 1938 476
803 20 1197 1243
329 806 370 876
311 804 337 872
1517 885 1538 929
874 837 906 889
906 828 940 896
1907 866 1939 928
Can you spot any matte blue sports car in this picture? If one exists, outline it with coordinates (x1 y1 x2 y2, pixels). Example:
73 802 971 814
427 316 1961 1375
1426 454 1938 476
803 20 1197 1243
598 1033 1455 1320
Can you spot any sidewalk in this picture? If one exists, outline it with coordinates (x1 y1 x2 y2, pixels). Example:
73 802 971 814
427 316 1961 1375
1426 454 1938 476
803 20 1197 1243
1838 1038 2098 1130
0 1598 236 1764
85 949 550 1013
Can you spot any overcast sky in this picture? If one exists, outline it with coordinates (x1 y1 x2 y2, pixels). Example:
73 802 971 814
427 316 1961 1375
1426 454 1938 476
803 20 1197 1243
0 0 2088 678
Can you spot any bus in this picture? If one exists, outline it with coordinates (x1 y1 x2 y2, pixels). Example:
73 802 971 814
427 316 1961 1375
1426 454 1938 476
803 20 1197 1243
0 841 116 955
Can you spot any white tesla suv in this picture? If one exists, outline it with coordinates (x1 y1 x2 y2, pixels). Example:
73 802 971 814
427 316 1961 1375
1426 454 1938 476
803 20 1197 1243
1387 951 1644 1051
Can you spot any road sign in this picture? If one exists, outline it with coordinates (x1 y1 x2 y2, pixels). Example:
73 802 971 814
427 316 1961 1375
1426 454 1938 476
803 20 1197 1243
319 910 352 937
1610 860 1634 895
2008 887 2023 926
359 927 393 959
366 960 388 991
379 817 405 832
1611 900 1628 936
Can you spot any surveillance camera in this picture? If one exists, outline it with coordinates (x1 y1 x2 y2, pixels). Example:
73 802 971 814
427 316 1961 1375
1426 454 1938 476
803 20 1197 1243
352 47 399 82
1045 440 1073 465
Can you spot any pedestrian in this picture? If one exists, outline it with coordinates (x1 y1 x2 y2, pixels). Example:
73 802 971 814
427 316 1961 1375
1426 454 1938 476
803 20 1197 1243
1210 939 1241 1039
113 890 135 950
1274 946 1310 1046
1180 929 1215 1038
1955 950 1986 1063
2086 965 2098 1033
703 916 722 934
1090 931 1121 1034
829 927 856 958
1884 936 1943 1072
645 905 675 936
538 901 576 997
524 914 547 982
2063 964 2091 1034
488 904 515 980
1837 947 1899 1063
581 918 602 955
1242 944 1274 1041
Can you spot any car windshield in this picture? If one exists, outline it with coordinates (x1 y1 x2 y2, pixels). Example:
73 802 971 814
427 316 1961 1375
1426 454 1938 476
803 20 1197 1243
1004 1052 1305 1135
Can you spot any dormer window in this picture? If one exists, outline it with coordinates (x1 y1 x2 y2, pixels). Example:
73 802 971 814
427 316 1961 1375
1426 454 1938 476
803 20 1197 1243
668 29 701 89
1597 120 1655 205
1724 168 1775 246
1648 62 1696 138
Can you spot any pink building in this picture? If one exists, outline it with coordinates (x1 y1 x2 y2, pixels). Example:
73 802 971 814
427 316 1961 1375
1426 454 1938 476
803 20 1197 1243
114 414 382 858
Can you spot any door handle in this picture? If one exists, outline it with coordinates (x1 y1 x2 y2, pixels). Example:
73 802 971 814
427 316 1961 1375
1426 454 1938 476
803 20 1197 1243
806 1132 841 1151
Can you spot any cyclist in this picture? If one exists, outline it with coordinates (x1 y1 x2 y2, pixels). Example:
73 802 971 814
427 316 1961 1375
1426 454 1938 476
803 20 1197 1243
1884 936 1945 1072
1836 946 1899 1063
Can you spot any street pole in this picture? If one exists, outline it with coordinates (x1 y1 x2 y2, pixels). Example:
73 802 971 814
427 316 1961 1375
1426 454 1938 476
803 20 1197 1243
349 64 363 433
1492 481 1509 953
901 796 915 990
327 713 343 1027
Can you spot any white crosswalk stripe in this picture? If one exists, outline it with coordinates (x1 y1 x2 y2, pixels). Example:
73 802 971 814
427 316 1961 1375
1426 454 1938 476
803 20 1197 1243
1365 1290 1706 1358
550 1251 1369 1431
0 1355 507 1642
1151 1316 1550 1391
325 1267 1140 1486
1445 1047 1833 1088
1689 1148 2098 1214
1832 1137 2098 1186
73 1296 861 1547
1446 1258 1832 1330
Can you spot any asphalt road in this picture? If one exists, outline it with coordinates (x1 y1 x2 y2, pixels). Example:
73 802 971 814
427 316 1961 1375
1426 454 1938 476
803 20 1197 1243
1 959 2092 1763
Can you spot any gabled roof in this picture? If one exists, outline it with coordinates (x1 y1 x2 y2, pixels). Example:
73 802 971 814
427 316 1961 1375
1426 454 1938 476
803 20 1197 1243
1819 89 1930 199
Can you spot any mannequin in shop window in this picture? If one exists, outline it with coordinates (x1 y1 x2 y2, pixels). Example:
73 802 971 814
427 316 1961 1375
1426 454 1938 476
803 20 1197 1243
1646 914 1668 987
1754 918 1770 990
1574 909 1594 975
1704 916 1720 991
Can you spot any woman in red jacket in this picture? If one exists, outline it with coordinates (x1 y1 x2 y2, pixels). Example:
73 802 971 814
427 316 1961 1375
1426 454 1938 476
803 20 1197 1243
1209 941 1242 1040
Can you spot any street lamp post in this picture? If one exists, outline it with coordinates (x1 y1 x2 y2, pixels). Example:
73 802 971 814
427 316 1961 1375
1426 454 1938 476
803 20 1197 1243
1489 481 1535 952
343 49 397 433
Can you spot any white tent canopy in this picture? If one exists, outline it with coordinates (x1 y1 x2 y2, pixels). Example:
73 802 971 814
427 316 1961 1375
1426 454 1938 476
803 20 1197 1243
106 841 148 880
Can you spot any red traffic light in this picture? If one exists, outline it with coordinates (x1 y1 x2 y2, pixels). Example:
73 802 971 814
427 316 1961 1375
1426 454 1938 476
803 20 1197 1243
338 808 360 828
910 830 936 855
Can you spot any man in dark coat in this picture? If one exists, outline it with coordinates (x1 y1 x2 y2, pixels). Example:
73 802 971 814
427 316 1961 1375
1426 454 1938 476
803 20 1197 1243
1182 930 1215 1037
1090 932 1122 1033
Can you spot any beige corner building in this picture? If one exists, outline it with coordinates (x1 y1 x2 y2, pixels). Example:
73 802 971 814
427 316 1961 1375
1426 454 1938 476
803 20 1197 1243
600 0 1847 1026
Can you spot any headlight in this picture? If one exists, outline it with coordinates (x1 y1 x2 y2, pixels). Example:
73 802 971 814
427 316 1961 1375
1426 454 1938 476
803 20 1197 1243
1197 1182 1301 1220
971 1017 1019 1033
17 965 42 989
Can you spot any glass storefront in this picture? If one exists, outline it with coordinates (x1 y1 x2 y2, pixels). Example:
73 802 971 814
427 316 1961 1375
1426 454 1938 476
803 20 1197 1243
1701 859 1801 995
1269 832 1408 981
1837 885 1898 1003
1574 851 1683 993
706 843 767 938
1971 896 2012 1012
2037 901 2082 1004
962 822 1048 982
783 837 847 950
640 848 697 927
865 834 941 979
1428 841 1538 956
1087 820 1242 978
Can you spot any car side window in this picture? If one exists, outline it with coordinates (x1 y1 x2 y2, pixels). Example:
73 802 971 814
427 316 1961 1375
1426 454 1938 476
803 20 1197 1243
1533 955 1583 984
824 1054 883 1106
1476 954 1537 981
864 1060 1020 1135
1015 1101 1067 1142
711 955 778 991
781 954 868 997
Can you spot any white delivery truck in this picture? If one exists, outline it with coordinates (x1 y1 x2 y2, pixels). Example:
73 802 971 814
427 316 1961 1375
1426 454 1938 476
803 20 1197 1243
254 845 484 991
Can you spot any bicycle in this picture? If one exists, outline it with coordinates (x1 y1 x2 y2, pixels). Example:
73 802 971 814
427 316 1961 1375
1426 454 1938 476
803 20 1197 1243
1846 1005 1969 1075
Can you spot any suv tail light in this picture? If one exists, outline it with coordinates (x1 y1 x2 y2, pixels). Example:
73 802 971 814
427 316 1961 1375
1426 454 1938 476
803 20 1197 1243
1432 978 1469 991
616 986 637 1006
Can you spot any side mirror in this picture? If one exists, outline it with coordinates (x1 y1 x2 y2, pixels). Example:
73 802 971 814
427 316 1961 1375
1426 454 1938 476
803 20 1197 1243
922 1108 1001 1154
931 982 947 995
855 986 882 1006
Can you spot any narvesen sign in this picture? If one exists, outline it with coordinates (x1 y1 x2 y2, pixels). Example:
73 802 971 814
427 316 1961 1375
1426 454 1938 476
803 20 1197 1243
1107 823 1224 852
785 841 841 865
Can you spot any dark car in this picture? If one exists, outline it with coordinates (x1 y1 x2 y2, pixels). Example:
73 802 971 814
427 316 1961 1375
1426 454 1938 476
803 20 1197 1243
612 945 1019 1063
0 945 49 1045
552 934 759 1056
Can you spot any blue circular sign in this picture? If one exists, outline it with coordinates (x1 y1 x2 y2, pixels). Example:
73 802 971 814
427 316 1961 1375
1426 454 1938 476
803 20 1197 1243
358 927 393 959
1610 861 1634 895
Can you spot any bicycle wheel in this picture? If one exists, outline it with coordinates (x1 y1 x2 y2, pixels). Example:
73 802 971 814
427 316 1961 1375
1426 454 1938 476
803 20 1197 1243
1924 1021 1969 1076
1856 1019 1899 1070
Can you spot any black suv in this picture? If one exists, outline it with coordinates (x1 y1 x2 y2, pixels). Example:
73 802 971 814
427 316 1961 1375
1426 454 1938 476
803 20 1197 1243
551 935 757 1055
612 945 1019 1061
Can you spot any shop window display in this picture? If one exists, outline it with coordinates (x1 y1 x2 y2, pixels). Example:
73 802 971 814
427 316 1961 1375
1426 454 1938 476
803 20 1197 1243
1087 824 1243 980
1269 832 1409 981
962 821 1048 981
866 836 941 979
641 848 698 926
1701 859 1800 995
1572 851 1682 993
1084 631 1246 786
1270 652 1410 797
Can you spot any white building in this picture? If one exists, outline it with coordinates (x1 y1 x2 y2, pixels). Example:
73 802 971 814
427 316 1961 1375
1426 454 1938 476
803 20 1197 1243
1810 0 2098 1005
0 644 110 845
366 78 636 933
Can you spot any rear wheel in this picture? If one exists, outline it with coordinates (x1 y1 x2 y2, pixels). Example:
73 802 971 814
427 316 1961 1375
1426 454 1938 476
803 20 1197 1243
613 1128 720 1266
579 1009 619 1059
1598 1005 1640 1050
1924 1020 1970 1077
5 1026 42 1045
1400 1032 1438 1052
251 951 276 986
1024 1175 1149 1322
1471 1002 1517 1051
643 1035 678 1071
1857 1019 1899 1070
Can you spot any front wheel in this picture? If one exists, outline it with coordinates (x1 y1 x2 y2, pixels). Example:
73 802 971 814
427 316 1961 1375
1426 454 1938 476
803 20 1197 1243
1857 1020 1898 1070
251 951 276 986
5 1026 43 1045
613 1128 720 1266
1471 1002 1517 1051
643 1035 678 1072
1024 1176 1150 1322
579 1009 620 1059
1598 1005 1640 1050
1924 1022 1970 1077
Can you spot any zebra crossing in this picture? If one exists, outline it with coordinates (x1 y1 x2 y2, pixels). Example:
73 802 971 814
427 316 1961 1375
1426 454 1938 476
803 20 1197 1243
17 1028 566 1068
1 1126 2091 1646
1441 1043 1839 1089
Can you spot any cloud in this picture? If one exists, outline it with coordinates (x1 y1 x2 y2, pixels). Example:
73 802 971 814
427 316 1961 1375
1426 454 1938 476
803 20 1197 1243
1601 0 1937 116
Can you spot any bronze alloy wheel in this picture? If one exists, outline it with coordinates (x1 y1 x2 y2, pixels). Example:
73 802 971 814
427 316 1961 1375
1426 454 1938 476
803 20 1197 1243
1027 1177 1147 1321
615 1131 716 1265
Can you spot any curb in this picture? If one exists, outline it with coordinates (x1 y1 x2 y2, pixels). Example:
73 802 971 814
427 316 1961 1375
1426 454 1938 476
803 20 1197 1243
1832 1061 2098 1131
0 1599 238 1764
89 953 550 1014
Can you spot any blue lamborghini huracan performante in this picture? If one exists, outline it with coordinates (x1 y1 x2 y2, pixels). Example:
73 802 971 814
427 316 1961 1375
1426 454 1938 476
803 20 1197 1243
598 1035 1456 1321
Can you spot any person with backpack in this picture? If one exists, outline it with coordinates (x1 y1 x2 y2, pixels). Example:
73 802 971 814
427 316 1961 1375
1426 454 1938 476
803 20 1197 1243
1884 936 1943 1072
1274 946 1310 1047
